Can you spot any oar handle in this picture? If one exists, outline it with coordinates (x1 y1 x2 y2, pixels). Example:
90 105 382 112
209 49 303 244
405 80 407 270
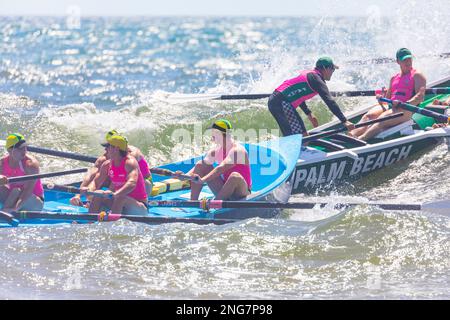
3 167 88 185
150 168 200 182
378 97 450 123
43 183 113 199
303 112 404 143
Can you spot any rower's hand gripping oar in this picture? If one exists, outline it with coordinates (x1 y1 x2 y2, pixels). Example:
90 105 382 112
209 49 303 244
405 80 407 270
378 97 450 123
0 167 88 186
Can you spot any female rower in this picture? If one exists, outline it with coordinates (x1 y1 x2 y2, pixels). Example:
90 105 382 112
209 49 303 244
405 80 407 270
180 119 252 201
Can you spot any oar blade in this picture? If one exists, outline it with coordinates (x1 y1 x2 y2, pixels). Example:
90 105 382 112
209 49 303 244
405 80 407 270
152 91 222 103
421 200 450 216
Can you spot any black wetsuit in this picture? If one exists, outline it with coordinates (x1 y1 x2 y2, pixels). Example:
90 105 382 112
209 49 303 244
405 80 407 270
268 70 347 136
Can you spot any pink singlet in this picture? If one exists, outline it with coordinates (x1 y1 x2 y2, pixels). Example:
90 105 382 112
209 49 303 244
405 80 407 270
108 156 148 201
1 156 44 197
390 68 416 102
215 145 252 190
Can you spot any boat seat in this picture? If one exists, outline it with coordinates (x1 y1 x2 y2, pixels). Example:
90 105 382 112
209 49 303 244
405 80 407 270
310 139 346 151
375 120 414 139
329 133 368 147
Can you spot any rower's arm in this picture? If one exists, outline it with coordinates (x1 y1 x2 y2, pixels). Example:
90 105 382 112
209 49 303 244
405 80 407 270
407 73 427 105
186 149 216 175
91 161 109 192
385 77 393 99
307 73 347 123
114 159 139 198
201 148 240 183
81 156 107 189
298 102 312 115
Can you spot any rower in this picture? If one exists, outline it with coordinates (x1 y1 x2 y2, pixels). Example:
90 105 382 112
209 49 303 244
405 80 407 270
0 133 44 212
70 129 153 206
268 56 355 137
87 134 148 215
350 48 427 141
180 119 252 200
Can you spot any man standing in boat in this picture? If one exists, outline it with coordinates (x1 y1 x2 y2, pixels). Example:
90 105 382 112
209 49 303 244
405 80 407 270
350 48 427 140
182 120 252 200
70 129 153 206
268 56 355 137
0 133 44 212
87 134 149 215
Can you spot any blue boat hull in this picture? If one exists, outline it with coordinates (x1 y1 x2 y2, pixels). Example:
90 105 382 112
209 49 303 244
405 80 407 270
1 135 301 227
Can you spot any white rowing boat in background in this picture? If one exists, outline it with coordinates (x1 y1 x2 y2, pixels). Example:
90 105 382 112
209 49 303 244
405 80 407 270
291 75 450 194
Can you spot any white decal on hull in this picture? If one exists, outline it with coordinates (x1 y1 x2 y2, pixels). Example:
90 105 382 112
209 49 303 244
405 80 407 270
293 145 413 189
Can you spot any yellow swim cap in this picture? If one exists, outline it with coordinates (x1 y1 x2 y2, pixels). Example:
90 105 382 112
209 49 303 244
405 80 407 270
211 119 232 133
101 134 128 152
5 133 27 149
105 129 119 143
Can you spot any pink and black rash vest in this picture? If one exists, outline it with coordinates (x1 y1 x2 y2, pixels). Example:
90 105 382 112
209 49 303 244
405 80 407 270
275 69 320 108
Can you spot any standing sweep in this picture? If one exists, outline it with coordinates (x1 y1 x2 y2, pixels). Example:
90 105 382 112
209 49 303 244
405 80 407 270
268 56 354 137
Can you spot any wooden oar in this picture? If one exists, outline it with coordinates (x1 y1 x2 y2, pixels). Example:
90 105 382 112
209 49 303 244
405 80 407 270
0 141 197 181
0 167 88 186
347 52 450 65
303 112 404 143
11 211 238 225
150 167 199 182
159 88 450 103
143 199 450 215
378 97 450 123
0 210 20 227
26 145 98 163
43 183 113 199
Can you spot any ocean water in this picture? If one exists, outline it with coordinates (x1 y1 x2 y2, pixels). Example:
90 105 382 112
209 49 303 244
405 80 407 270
1 8 450 299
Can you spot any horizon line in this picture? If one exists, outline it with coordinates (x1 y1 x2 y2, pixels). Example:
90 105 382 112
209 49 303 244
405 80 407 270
0 13 390 18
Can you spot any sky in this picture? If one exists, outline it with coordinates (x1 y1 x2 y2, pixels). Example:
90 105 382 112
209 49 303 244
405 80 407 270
0 0 395 17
